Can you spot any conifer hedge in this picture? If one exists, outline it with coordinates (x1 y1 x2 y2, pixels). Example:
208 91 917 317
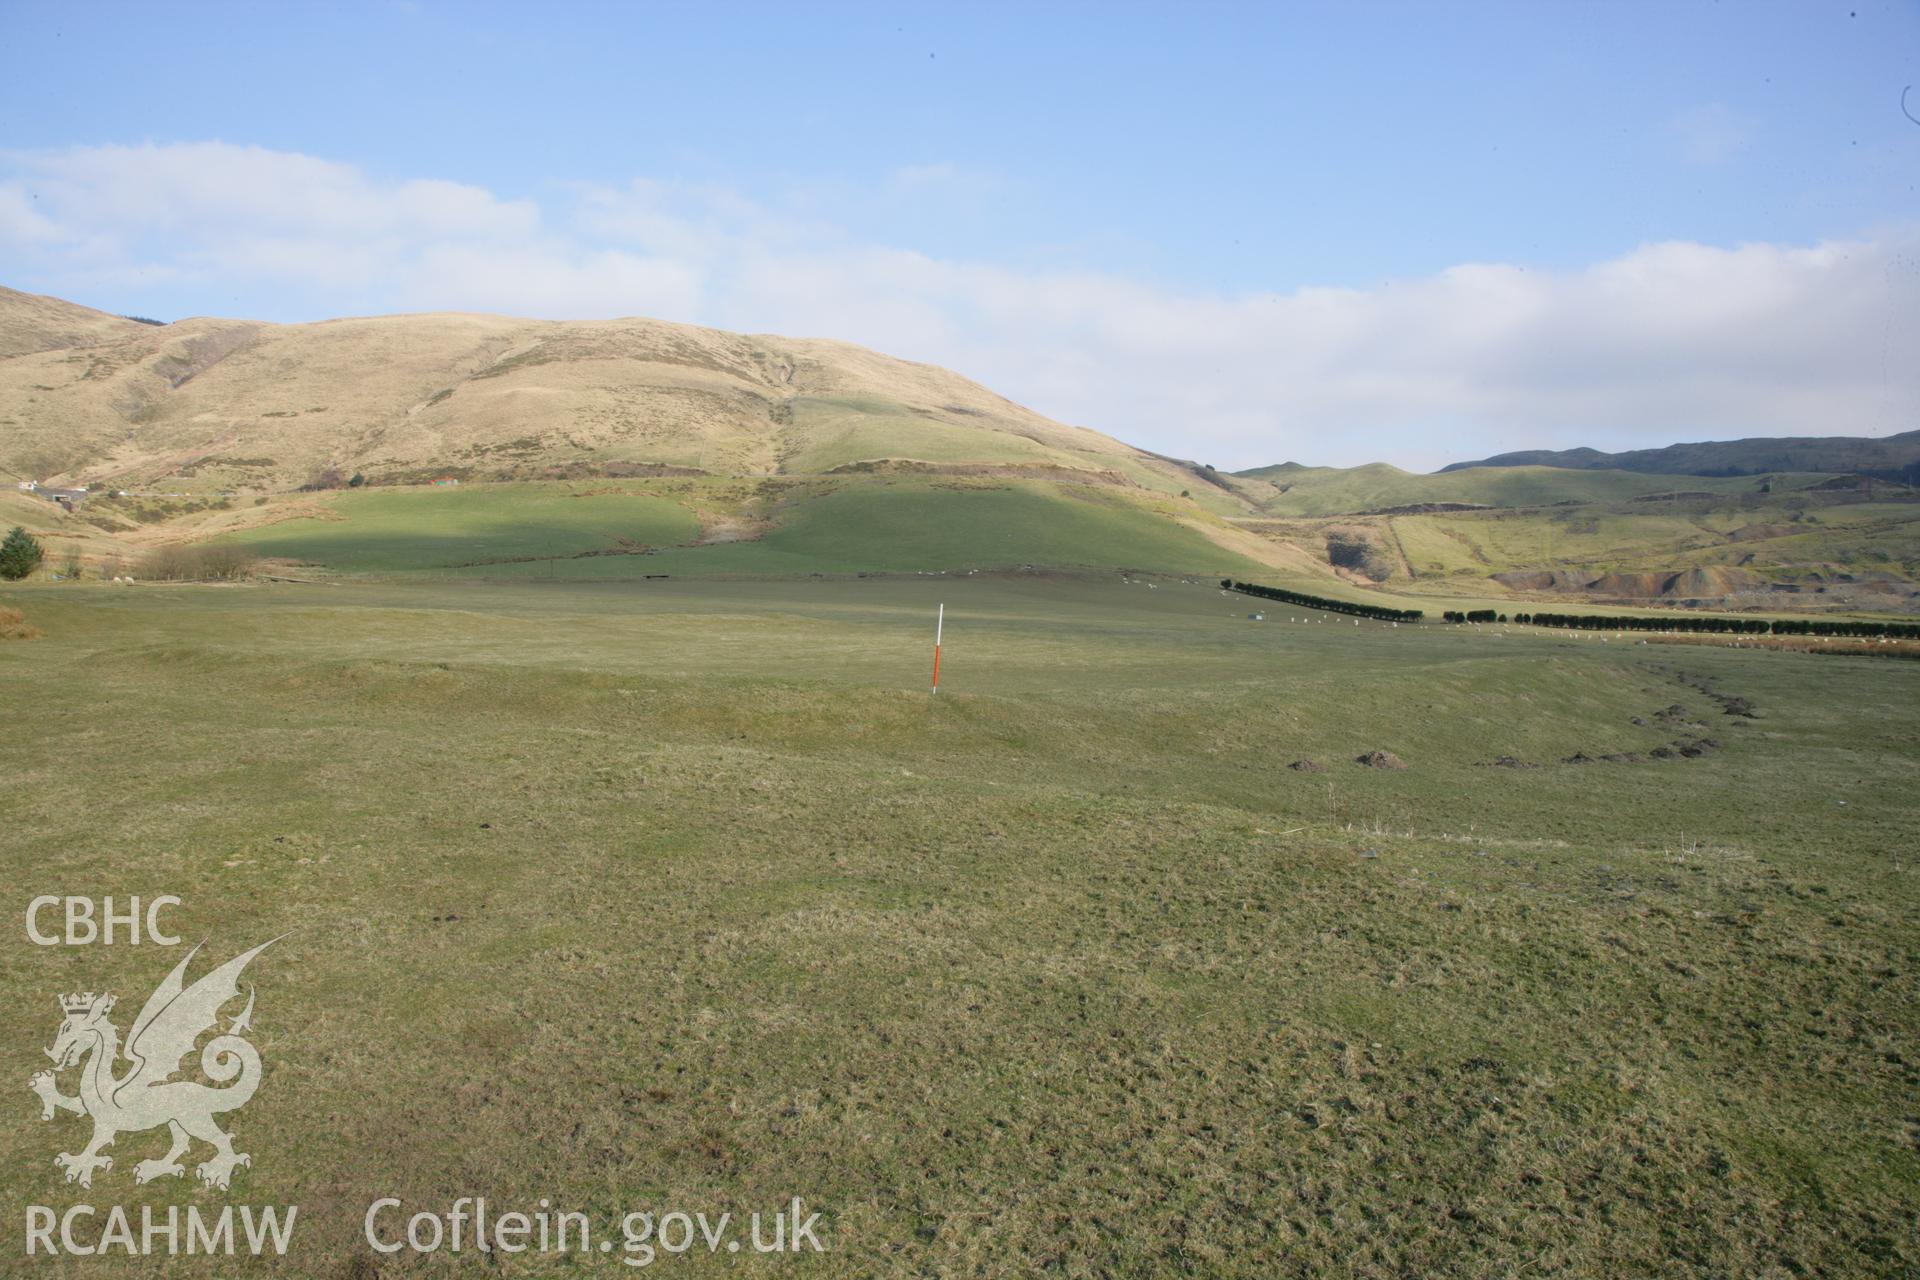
1222 579 1423 622
1509 611 1920 640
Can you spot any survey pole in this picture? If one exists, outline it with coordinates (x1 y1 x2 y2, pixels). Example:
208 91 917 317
931 603 944 694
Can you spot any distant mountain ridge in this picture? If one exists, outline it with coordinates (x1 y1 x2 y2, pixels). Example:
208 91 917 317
1439 430 1920 483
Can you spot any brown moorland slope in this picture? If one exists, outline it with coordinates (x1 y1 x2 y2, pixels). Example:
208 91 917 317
0 286 1223 503
0 285 151 361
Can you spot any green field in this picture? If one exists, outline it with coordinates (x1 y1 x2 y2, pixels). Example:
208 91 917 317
223 484 704 572
1234 462 1789 517
1315 502 1920 581
1 574 1914 1276
1225 485 1920 610
221 479 1266 581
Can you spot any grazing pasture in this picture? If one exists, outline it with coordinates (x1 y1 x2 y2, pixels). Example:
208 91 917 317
218 478 1270 581
0 573 1913 1276
222 483 704 572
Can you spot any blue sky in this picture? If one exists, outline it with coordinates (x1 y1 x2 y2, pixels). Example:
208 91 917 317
2 1 1916 467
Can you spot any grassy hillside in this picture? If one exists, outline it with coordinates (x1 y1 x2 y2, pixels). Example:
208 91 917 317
218 477 1269 580
1235 461 1792 517
1223 460 1919 611
1 574 1913 1276
0 284 148 362
5 285 1913 605
0 288 1219 508
1231 492 1919 609
224 483 703 572
0 286 1293 584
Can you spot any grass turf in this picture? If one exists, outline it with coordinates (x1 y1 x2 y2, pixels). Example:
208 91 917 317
0 575 1913 1276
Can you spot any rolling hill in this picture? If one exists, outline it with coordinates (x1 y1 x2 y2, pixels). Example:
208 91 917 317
0 285 1222 503
1438 429 1920 483
0 285 1305 583
2 284 1914 610
1226 459 1917 610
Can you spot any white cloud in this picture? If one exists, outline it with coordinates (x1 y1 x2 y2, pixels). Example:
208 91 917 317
400 244 703 321
3 142 539 243
1 142 1914 469
0 186 66 244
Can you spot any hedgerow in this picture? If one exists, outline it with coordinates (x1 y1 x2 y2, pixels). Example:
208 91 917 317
1510 611 1920 640
1223 579 1423 622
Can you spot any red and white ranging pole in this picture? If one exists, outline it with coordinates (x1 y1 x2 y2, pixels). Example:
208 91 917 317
931 603 944 695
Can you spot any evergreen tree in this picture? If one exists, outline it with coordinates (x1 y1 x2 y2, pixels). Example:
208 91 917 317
0 526 44 580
